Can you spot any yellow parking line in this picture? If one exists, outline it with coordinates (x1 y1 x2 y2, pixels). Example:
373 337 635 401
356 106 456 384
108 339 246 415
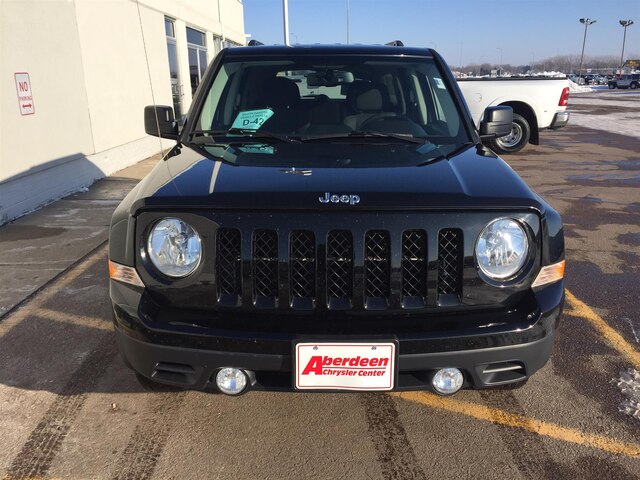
35 308 112 331
2 477 63 480
394 391 640 458
566 289 640 370
0 247 106 338
395 290 640 458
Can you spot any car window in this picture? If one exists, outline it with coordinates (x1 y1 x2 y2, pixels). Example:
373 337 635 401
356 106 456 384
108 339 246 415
195 54 470 146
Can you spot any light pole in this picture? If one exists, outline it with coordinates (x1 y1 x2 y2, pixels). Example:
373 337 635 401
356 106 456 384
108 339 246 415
496 47 503 74
578 18 596 82
283 0 290 46
619 19 634 74
346 0 350 44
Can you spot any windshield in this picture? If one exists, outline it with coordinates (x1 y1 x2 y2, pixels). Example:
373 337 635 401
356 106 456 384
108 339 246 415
193 54 472 151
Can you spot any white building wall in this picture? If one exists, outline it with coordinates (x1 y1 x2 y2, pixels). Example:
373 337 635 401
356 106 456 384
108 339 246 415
0 0 245 225
0 0 96 223
218 0 246 44
74 0 173 153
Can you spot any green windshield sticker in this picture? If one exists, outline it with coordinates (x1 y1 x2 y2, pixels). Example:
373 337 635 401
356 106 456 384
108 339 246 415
231 109 274 130
433 78 445 89
238 145 275 155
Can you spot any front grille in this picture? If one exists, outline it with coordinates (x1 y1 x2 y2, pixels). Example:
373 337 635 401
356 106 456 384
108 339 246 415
253 230 278 299
438 229 463 298
213 227 464 310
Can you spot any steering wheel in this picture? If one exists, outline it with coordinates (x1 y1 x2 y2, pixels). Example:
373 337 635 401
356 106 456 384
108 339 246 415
358 112 403 129
359 112 427 138
425 120 450 136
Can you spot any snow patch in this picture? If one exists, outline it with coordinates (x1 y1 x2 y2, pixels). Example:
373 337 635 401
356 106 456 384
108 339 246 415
532 71 566 78
616 369 640 420
569 110 640 140
568 80 593 94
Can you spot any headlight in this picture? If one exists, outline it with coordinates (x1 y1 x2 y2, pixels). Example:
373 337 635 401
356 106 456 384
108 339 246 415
475 218 528 280
147 218 202 277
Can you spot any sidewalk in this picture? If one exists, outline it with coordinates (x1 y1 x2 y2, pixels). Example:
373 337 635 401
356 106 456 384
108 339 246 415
0 154 160 317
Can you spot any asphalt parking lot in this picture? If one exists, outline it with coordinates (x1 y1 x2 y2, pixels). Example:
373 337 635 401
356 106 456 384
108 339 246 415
1 90 639 479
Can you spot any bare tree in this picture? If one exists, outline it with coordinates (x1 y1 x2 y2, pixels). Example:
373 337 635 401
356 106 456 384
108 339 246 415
452 52 639 76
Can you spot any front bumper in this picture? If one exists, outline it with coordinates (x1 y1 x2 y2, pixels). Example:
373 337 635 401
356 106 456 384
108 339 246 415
111 280 564 393
550 111 570 129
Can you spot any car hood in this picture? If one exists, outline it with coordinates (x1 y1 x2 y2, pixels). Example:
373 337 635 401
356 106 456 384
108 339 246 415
131 142 545 212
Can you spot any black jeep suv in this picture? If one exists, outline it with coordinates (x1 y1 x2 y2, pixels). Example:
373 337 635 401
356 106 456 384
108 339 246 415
109 44 565 395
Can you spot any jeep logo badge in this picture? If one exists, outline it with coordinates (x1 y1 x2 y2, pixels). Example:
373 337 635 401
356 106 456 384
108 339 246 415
319 192 361 205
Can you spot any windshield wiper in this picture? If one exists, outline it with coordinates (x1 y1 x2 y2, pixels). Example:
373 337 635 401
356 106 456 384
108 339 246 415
190 128 299 144
300 131 429 144
416 142 475 167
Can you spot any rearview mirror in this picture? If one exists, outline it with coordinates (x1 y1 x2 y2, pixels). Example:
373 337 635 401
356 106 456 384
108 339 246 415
144 105 179 140
307 71 354 87
479 106 513 138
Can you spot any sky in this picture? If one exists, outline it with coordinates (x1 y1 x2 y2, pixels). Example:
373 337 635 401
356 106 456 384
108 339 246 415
243 0 639 66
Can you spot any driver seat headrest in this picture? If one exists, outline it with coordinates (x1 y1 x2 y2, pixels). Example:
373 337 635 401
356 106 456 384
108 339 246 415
260 77 300 109
347 82 386 113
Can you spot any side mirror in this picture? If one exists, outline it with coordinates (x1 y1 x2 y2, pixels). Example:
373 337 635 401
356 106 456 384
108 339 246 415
144 105 179 140
479 106 513 138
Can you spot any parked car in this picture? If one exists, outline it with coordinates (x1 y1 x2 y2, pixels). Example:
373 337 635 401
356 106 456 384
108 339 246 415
457 77 570 154
616 73 640 89
109 43 565 396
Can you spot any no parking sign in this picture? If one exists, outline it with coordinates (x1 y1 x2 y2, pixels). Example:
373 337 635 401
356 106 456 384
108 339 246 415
14 73 35 115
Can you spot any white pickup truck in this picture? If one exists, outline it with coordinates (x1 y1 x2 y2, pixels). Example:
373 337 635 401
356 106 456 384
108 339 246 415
457 77 570 153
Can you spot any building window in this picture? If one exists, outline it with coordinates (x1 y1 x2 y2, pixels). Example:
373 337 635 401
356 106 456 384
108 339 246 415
223 40 240 49
187 26 207 94
165 17 182 117
212 36 223 57
164 17 175 37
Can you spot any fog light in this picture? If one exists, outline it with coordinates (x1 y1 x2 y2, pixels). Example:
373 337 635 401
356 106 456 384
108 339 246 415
215 368 248 395
432 368 464 395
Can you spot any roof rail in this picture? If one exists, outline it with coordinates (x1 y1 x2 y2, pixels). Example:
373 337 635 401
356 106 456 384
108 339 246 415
385 40 404 47
247 40 264 46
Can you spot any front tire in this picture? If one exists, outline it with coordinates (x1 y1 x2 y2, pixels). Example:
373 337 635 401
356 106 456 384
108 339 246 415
489 113 531 154
631 82 638 90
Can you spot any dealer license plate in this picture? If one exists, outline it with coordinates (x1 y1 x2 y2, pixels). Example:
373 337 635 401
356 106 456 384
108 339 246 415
295 342 396 391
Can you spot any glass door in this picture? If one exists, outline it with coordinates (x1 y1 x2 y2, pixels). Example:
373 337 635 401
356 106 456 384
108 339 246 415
165 17 183 118
187 27 208 95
